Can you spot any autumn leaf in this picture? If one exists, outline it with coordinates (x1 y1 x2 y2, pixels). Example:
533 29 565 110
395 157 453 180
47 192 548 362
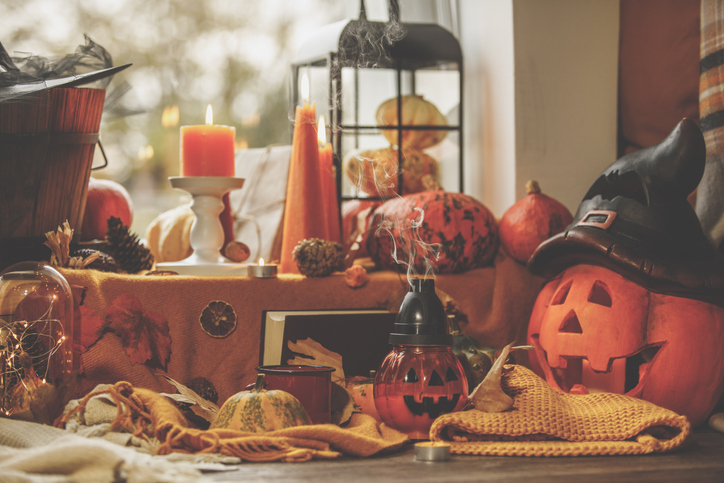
106 293 172 370
79 305 107 353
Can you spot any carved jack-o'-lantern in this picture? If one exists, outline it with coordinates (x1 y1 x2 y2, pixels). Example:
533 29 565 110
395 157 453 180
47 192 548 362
527 119 724 427
528 264 724 427
374 278 467 439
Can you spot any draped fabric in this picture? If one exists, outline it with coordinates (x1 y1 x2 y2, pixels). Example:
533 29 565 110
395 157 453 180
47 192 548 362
698 0 724 249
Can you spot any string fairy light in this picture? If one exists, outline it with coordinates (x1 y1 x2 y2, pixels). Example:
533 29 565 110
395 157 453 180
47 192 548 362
1 299 66 414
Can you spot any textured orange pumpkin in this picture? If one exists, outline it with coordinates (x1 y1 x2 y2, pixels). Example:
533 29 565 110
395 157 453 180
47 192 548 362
376 95 448 150
499 180 573 264
366 191 499 274
527 264 724 427
80 177 133 241
344 147 439 197
211 375 311 432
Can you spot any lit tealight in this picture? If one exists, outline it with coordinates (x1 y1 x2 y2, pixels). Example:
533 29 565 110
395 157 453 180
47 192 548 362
248 258 278 279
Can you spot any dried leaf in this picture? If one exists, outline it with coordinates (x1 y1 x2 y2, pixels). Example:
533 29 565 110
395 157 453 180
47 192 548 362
469 341 515 412
44 220 73 267
79 306 107 353
159 374 219 424
286 337 345 383
80 250 101 268
106 293 172 370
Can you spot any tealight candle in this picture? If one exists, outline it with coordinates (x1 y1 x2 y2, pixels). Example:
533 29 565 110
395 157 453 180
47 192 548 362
414 442 451 462
248 258 278 278
180 105 236 177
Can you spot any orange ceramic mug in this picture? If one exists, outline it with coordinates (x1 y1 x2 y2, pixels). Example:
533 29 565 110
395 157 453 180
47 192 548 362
252 365 335 425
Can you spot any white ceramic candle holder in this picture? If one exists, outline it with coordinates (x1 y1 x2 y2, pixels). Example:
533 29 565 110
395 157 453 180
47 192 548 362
156 176 249 276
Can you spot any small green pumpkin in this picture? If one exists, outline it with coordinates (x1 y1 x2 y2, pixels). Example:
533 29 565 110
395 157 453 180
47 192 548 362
211 374 311 432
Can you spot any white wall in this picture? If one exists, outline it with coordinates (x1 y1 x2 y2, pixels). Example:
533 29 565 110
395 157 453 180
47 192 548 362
460 0 620 216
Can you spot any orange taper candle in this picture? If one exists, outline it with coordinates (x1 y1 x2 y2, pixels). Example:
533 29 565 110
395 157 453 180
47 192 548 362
279 100 329 274
180 105 236 176
318 116 340 243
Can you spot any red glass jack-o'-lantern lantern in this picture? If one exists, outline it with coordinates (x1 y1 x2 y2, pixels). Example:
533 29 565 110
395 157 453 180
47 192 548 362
374 278 467 439
527 119 724 427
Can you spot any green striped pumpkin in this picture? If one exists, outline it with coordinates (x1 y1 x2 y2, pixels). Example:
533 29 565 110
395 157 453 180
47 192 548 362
211 374 311 432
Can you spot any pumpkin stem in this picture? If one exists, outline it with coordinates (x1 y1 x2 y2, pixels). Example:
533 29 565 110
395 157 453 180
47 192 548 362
253 373 265 392
525 180 541 195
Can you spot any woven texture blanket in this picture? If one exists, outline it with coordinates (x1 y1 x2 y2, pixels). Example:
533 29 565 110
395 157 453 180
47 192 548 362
0 417 225 483
58 381 408 463
430 366 691 457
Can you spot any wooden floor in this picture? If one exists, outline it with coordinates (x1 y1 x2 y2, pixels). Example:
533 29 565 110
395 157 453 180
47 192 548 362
201 428 724 483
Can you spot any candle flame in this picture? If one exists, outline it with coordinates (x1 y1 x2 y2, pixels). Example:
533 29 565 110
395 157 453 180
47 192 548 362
205 105 213 125
259 258 265 266
301 73 309 103
318 116 327 145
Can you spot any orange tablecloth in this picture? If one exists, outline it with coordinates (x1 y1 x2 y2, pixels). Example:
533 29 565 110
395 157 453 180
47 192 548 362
60 251 544 404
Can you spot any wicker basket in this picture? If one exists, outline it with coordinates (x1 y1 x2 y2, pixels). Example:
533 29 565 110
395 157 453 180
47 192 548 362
0 87 106 269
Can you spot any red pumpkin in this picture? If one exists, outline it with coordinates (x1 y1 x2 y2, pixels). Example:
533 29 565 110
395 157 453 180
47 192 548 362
499 180 573 263
527 264 724 427
80 177 133 241
373 346 467 439
366 191 499 274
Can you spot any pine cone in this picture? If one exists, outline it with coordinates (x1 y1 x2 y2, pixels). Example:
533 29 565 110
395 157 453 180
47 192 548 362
106 216 154 273
292 238 344 277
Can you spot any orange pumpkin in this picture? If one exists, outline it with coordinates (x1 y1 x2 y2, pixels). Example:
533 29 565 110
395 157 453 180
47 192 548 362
347 376 381 422
527 264 724 427
344 147 439 197
376 95 448 150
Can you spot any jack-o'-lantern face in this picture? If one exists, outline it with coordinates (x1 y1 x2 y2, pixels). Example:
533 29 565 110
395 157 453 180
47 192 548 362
401 366 462 418
373 346 468 439
528 264 724 427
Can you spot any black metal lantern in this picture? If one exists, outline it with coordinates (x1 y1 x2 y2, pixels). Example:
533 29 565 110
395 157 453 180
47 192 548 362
291 0 463 217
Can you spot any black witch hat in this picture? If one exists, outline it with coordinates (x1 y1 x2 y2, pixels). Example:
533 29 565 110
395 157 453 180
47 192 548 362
528 118 724 305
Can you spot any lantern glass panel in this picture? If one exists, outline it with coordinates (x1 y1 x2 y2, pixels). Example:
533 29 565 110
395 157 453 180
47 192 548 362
414 68 460 123
340 131 393 198
341 69 397 127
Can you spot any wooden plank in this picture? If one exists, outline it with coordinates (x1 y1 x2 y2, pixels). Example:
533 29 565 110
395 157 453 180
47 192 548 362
200 429 724 482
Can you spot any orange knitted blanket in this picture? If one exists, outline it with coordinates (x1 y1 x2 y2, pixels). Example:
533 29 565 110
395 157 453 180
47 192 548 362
58 381 408 462
430 366 691 457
